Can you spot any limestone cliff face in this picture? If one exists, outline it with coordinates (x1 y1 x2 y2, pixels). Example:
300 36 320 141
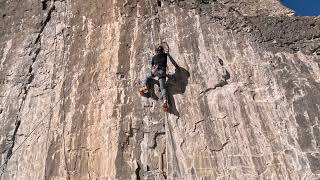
1 0 320 179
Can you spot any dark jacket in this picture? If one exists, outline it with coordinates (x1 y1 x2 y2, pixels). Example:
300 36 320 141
151 53 167 69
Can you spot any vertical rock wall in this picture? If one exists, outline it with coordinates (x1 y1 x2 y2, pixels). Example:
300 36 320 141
0 0 320 179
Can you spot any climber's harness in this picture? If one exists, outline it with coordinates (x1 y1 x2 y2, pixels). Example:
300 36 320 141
151 65 166 79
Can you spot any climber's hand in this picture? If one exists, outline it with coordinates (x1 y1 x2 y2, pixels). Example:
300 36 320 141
151 65 158 75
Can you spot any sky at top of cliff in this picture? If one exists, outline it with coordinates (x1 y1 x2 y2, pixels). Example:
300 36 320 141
281 0 320 16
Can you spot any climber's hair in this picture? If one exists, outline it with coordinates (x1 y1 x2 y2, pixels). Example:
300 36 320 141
155 45 164 54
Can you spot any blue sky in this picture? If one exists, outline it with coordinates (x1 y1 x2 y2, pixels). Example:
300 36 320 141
281 0 320 16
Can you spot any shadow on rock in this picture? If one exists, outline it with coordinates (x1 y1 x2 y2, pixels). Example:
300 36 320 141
166 55 190 117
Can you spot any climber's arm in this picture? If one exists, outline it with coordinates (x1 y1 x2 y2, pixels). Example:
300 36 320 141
167 53 179 69
151 56 155 66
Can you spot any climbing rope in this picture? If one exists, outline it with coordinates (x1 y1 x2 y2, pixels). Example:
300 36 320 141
162 40 170 178
165 111 169 178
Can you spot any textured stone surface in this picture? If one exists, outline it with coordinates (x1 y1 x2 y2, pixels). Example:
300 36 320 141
0 0 320 179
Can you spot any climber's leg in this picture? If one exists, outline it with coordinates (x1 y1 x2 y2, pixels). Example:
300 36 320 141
159 77 167 101
159 76 168 112
140 70 153 95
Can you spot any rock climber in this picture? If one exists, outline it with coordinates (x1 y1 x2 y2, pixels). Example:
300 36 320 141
140 45 169 112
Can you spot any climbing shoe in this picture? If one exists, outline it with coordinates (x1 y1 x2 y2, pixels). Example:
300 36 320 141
163 100 168 112
139 86 148 96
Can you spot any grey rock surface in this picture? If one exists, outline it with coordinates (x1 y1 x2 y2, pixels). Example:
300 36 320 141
0 0 320 179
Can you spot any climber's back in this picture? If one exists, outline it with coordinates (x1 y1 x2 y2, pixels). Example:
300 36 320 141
152 53 167 69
